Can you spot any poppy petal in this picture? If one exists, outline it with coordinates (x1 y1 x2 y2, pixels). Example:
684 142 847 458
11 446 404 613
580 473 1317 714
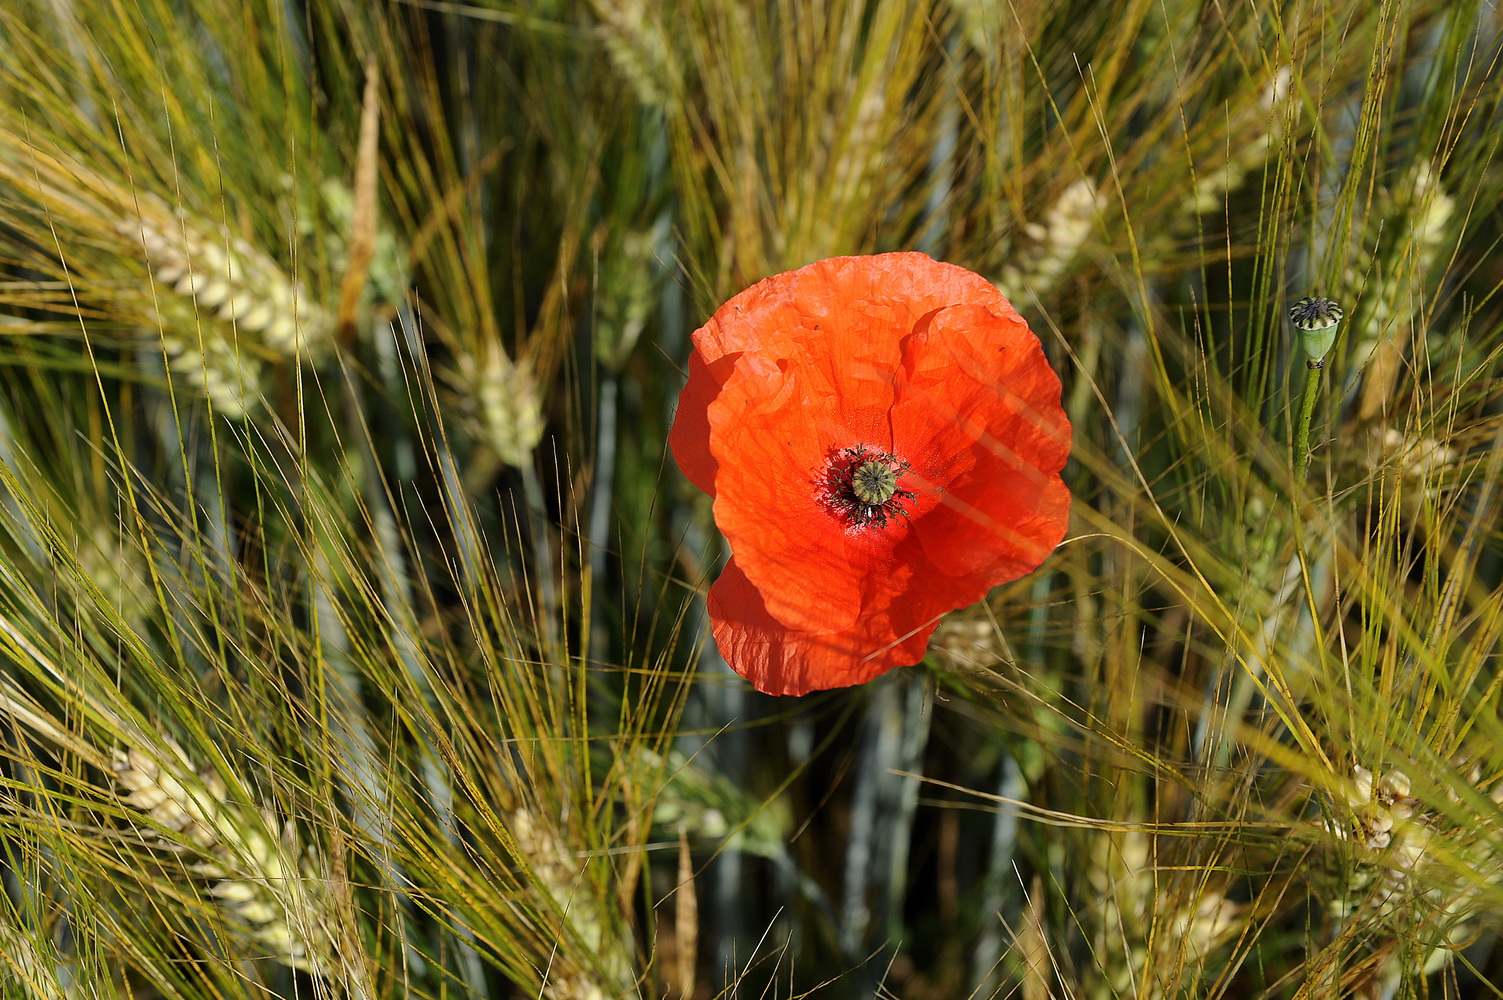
668 349 738 497
707 557 936 696
690 252 1006 364
892 303 1072 583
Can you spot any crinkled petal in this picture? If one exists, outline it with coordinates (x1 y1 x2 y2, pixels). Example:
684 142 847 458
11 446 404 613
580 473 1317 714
691 253 1006 365
670 253 1009 494
893 303 1072 587
707 558 936 696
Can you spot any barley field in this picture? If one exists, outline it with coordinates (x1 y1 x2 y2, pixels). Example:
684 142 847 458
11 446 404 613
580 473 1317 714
1 1 1501 997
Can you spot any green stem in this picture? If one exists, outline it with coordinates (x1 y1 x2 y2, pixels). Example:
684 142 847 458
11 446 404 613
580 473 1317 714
1293 360 1324 484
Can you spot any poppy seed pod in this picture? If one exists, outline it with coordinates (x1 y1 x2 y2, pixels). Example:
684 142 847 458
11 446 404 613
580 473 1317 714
1289 295 1344 362
671 253 1072 696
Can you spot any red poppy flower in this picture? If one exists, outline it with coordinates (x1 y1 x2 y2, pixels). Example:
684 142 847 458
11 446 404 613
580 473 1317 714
671 253 1071 696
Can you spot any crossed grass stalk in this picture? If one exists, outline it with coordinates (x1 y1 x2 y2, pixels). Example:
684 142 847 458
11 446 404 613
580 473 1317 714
0 375 680 999
0 491 352 986
0 137 333 419
0 7 650 996
0 685 336 975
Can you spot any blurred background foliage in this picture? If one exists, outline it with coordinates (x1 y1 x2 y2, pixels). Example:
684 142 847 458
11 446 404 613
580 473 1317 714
0 0 1501 997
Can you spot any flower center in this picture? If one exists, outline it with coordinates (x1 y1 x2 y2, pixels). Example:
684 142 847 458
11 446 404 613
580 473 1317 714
823 445 915 530
851 460 899 505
